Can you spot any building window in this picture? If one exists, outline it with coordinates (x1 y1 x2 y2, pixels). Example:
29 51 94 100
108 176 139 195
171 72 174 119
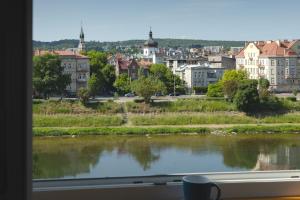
271 78 275 84
286 59 289 66
271 59 275 66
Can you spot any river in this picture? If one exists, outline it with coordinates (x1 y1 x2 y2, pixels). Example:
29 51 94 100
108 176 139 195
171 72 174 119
33 134 300 179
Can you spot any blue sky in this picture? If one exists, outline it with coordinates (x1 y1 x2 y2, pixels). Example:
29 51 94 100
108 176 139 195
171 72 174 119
33 0 300 42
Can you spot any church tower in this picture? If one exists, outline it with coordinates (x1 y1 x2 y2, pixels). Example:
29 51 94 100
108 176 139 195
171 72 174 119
78 26 86 52
143 28 158 57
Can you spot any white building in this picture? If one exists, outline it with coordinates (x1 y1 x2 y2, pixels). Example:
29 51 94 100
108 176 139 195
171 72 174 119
175 63 225 92
141 29 163 64
236 40 300 92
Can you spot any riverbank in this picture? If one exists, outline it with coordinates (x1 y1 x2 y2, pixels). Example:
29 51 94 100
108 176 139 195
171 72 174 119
33 124 300 136
33 99 300 136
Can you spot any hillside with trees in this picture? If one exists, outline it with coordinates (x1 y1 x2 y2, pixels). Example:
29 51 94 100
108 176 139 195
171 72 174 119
33 39 245 52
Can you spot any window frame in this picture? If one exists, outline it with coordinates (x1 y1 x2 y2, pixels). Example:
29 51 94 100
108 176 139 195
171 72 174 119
4 1 300 200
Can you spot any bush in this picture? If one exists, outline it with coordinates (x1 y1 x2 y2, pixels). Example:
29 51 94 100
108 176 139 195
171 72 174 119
193 86 208 94
234 80 259 112
77 88 90 105
207 82 224 97
286 96 297 102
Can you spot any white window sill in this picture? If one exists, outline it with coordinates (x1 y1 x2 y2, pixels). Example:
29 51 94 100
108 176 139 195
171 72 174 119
33 171 300 200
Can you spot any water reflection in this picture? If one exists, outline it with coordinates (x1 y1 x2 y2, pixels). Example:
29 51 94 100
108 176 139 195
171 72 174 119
33 135 300 179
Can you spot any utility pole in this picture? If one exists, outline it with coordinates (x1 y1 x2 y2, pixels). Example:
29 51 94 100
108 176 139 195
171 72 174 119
173 74 176 96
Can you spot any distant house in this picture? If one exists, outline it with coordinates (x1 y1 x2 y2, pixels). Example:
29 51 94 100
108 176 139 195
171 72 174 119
115 58 149 80
236 40 300 92
208 55 236 70
34 49 90 95
175 63 225 92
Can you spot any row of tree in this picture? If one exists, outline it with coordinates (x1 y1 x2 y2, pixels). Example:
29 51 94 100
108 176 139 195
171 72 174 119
207 70 272 112
33 50 184 101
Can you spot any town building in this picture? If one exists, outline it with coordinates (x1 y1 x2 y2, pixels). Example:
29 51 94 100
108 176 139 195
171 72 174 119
140 28 164 64
175 63 225 93
230 47 244 56
208 55 236 69
34 50 90 95
236 40 300 92
67 26 86 53
203 46 224 54
115 58 149 80
166 56 208 74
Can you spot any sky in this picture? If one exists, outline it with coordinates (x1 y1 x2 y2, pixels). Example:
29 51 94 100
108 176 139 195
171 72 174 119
33 0 300 42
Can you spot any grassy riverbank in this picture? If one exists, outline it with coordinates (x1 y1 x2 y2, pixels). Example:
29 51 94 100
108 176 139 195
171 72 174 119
33 124 300 136
33 98 300 136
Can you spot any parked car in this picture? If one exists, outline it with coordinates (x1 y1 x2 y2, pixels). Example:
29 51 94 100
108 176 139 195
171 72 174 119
154 92 164 96
125 92 135 97
169 92 180 96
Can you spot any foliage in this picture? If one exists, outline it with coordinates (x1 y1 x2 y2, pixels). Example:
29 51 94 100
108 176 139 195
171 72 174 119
193 86 208 94
234 80 259 112
77 88 90 105
293 89 298 97
33 54 71 98
149 64 183 94
88 74 99 98
33 39 245 51
131 76 166 103
113 74 131 95
86 50 116 94
207 82 224 97
221 70 248 101
286 96 297 102
258 78 270 90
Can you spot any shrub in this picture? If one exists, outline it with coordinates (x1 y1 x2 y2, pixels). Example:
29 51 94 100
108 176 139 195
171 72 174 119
207 82 224 97
286 96 297 102
234 80 259 112
193 86 208 94
77 88 90 105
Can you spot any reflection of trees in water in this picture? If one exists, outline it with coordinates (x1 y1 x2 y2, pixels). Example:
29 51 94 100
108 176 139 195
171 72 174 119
33 135 300 179
33 137 105 179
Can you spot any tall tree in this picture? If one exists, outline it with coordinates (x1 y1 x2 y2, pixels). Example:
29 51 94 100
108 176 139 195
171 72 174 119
87 50 116 95
149 64 183 94
131 76 166 103
113 74 131 95
88 74 99 98
33 54 71 98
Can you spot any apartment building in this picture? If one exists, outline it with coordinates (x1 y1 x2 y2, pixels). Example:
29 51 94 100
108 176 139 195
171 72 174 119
236 40 300 92
208 55 236 69
175 63 224 92
34 50 90 95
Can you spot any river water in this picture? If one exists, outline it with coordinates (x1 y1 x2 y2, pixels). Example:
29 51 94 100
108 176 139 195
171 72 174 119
33 134 300 179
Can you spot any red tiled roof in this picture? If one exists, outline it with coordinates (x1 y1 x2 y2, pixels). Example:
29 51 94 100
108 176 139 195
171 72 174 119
117 58 140 70
236 40 299 58
34 50 88 58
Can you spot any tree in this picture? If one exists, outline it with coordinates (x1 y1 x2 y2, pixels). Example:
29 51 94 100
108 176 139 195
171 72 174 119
113 74 131 95
77 87 90 105
234 80 259 112
88 74 99 98
87 50 116 95
33 54 71 99
207 82 224 97
131 76 166 103
221 70 248 101
258 78 270 102
149 64 183 94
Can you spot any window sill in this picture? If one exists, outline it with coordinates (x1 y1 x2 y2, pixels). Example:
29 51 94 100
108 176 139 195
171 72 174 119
33 171 300 200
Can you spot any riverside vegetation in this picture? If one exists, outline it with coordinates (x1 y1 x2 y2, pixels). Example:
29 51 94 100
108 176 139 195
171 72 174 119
33 97 300 136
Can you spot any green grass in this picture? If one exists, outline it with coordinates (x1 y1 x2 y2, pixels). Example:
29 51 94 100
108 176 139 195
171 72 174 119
33 125 300 136
33 127 210 136
126 99 236 113
33 100 124 114
33 114 124 127
129 113 257 125
129 112 300 126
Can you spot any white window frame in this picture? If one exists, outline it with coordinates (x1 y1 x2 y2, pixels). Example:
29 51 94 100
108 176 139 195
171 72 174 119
33 171 300 200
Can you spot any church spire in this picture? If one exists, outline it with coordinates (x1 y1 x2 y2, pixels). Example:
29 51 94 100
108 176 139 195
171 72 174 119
78 23 86 52
149 27 153 39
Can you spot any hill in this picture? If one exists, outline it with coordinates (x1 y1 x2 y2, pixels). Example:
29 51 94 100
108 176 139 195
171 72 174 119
33 39 245 51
